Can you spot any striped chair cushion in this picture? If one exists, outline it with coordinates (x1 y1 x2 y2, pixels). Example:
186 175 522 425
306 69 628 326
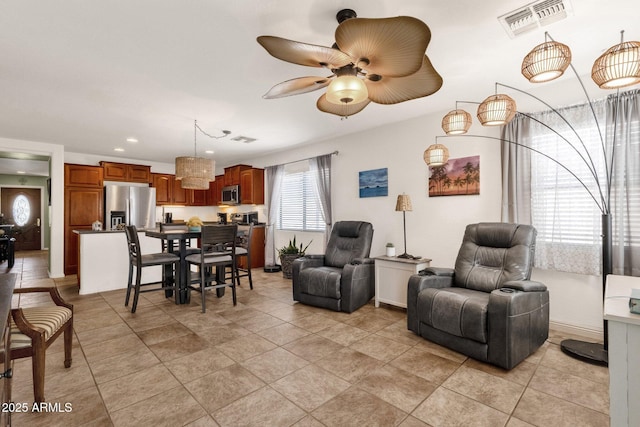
10 306 72 350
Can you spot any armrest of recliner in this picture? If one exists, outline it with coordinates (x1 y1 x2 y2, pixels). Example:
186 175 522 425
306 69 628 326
499 280 547 292
351 257 374 265
419 267 454 276
293 255 325 271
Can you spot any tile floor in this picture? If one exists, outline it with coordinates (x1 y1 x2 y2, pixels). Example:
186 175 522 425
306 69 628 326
3 251 610 427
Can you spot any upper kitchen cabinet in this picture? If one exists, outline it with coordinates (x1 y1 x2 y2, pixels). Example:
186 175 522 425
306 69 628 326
223 165 251 186
207 175 224 205
240 168 264 205
64 163 103 188
100 161 150 183
151 173 173 205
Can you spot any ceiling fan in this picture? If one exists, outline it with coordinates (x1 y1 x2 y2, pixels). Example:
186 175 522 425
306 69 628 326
257 9 443 118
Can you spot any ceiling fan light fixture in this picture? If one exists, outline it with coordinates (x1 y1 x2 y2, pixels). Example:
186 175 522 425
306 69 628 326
424 143 449 167
442 109 472 135
592 39 640 89
522 40 572 83
477 94 517 126
326 75 368 105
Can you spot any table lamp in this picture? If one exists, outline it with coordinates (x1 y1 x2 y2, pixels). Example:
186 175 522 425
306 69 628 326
395 194 413 258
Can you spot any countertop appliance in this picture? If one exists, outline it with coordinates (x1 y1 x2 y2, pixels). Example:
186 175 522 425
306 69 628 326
104 184 156 230
231 211 259 225
221 185 239 205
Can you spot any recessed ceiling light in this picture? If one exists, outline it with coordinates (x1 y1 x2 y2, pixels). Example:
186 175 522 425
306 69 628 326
16 171 25 174
126 138 138 143
205 150 214 154
114 148 125 152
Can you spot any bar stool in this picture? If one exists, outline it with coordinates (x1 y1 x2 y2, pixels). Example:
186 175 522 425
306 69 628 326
233 223 254 289
124 225 180 313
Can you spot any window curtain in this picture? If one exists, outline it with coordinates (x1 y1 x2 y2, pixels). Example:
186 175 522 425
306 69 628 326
608 89 640 276
501 101 607 275
265 165 284 267
309 154 332 247
502 90 640 277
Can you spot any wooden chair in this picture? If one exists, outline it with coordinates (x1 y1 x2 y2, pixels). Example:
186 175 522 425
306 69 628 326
125 225 180 313
185 224 237 313
8 286 73 403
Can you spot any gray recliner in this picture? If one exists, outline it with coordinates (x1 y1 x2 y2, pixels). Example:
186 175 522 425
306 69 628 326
407 222 549 369
292 221 374 313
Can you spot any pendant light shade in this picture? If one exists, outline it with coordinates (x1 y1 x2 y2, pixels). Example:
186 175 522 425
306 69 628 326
175 156 215 190
522 41 572 83
423 143 449 167
326 75 368 105
591 40 640 89
477 94 517 126
442 109 472 135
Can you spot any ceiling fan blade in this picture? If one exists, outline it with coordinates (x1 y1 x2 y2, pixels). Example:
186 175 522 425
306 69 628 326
257 36 353 69
316 94 370 117
335 16 431 77
263 76 332 99
365 56 443 105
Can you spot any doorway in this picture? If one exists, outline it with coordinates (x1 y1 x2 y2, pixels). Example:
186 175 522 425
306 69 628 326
0 188 42 251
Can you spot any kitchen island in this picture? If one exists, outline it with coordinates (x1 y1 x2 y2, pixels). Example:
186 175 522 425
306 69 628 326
74 229 166 295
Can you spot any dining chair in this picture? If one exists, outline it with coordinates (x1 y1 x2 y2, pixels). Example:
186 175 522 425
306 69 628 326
159 223 200 255
7 286 73 403
185 224 238 313
230 223 254 290
124 225 180 313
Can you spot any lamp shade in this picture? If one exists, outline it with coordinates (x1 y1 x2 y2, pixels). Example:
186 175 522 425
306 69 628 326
326 76 369 105
591 40 640 89
423 143 449 167
522 40 572 83
395 194 412 212
442 109 472 135
175 156 215 190
477 94 517 126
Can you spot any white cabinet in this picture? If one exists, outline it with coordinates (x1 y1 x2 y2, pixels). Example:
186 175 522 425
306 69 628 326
604 274 640 427
374 256 431 308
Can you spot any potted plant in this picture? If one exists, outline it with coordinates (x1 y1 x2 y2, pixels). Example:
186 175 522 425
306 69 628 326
386 242 395 257
278 236 312 279
186 216 203 232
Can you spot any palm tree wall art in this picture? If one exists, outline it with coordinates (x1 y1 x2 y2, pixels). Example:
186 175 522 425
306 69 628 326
428 155 480 197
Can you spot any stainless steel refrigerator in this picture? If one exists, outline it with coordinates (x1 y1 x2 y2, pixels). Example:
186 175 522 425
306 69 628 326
104 184 156 230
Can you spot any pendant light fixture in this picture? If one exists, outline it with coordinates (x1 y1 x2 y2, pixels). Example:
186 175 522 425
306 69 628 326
477 93 517 126
592 30 640 89
442 107 472 135
423 141 450 167
175 120 217 190
521 32 572 83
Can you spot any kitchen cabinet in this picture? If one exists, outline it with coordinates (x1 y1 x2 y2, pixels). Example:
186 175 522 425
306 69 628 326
188 189 208 206
240 168 264 205
100 161 151 183
64 165 104 276
64 163 104 188
172 177 188 204
152 173 173 205
207 175 224 205
223 165 251 186
151 173 205 206
238 225 265 269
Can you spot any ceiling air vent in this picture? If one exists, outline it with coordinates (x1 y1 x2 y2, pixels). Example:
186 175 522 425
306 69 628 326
498 0 573 38
231 136 257 144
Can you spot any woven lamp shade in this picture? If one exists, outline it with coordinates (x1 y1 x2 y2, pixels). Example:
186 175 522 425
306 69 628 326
442 109 472 135
395 194 413 212
423 143 449 167
522 41 572 83
175 156 215 190
591 40 640 89
477 94 517 126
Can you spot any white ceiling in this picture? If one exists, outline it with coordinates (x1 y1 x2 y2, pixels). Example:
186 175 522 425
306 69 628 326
0 0 637 173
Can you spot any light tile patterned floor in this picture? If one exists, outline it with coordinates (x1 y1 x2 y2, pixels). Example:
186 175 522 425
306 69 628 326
3 251 610 426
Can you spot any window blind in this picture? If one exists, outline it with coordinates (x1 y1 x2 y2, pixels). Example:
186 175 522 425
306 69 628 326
278 169 325 232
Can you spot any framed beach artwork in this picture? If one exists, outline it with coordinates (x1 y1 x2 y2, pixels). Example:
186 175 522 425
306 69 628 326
359 168 388 198
428 155 480 197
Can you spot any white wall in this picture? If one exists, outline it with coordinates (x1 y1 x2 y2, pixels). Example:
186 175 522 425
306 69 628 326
244 109 604 339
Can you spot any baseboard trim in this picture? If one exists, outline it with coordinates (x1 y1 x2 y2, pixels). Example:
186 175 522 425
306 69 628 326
549 320 603 342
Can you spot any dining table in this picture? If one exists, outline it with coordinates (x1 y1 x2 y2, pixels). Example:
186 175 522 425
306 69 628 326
145 228 226 304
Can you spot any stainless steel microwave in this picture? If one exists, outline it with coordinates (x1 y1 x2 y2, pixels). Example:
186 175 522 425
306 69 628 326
221 185 239 205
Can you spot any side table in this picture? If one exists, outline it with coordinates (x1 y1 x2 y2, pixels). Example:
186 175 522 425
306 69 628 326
374 255 431 308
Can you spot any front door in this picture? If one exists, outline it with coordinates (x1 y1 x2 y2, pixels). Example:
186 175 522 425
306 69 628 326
0 188 42 251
